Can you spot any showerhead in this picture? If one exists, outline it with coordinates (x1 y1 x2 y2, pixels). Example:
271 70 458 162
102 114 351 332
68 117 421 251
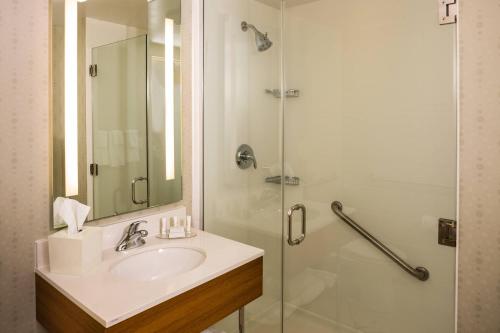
241 21 273 52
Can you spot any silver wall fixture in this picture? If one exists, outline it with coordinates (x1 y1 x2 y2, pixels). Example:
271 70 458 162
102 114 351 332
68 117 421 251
265 175 300 186
236 144 257 169
438 218 457 247
241 21 273 52
438 0 457 25
265 89 300 98
331 201 430 281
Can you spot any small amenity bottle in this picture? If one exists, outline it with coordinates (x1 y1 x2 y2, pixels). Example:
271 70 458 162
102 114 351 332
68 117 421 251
186 216 192 235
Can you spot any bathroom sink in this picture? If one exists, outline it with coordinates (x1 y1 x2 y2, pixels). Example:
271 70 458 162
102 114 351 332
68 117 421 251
110 247 206 281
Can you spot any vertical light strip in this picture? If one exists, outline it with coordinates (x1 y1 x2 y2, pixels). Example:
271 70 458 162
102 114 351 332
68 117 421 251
165 18 175 180
65 0 79 196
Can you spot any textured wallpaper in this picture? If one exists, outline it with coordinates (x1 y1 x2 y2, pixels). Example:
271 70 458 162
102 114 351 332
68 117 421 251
0 0 499 332
0 0 51 332
457 0 500 331
0 1 193 333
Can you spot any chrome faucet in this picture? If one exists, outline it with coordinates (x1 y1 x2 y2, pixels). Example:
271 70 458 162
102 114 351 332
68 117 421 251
115 220 148 252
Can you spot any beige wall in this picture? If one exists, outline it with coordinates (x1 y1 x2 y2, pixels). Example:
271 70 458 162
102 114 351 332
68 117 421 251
0 0 499 331
0 0 50 332
0 0 192 332
457 0 500 331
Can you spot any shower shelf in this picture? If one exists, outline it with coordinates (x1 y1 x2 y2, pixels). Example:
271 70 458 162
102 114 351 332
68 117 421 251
265 89 300 98
265 176 300 186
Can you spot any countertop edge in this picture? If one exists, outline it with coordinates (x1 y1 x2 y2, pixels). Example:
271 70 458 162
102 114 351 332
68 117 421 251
35 251 264 327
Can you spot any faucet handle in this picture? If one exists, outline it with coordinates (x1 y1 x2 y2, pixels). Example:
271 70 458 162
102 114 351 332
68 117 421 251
236 144 257 170
128 220 148 235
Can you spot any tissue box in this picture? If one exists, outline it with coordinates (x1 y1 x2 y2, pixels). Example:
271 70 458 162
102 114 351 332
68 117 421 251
48 226 103 276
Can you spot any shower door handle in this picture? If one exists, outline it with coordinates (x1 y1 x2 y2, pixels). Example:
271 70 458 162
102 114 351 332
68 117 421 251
287 204 306 246
131 177 148 205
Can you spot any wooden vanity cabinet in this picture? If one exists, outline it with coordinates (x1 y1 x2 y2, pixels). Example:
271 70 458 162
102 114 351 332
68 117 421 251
36 257 263 333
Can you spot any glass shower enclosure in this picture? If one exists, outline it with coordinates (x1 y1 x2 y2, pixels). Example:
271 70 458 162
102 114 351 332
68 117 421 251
204 1 457 332
91 36 148 219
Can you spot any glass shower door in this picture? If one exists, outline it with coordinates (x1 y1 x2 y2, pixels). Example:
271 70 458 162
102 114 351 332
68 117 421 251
282 1 457 332
91 36 148 219
203 1 283 332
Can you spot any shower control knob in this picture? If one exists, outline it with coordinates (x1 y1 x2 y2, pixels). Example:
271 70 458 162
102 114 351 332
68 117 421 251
236 144 257 170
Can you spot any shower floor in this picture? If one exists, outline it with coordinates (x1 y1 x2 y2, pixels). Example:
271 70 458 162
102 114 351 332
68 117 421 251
247 302 360 333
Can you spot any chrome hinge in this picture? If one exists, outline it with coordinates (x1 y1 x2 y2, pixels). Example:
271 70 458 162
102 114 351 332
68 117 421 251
438 218 457 247
89 64 98 77
439 0 457 25
90 163 99 176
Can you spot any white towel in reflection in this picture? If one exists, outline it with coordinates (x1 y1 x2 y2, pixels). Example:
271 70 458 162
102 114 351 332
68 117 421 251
94 130 109 165
109 130 125 167
125 129 140 163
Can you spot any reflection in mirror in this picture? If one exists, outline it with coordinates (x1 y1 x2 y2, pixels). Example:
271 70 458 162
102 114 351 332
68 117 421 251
51 0 182 225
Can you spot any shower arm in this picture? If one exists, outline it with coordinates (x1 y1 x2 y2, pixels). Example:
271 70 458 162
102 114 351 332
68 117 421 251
241 22 268 38
249 24 266 37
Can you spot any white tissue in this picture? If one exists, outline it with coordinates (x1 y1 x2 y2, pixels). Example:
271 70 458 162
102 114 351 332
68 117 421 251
53 197 91 235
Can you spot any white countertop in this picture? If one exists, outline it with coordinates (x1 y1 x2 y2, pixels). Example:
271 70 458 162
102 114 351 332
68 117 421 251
36 230 264 328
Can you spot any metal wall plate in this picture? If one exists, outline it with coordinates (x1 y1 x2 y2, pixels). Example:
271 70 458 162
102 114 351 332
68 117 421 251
235 144 257 169
438 218 457 247
439 0 457 25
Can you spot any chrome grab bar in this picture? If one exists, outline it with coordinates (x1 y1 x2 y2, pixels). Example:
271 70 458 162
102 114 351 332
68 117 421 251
331 201 429 281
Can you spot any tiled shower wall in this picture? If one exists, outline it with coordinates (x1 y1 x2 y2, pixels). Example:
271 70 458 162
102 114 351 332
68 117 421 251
457 0 500 331
0 0 499 332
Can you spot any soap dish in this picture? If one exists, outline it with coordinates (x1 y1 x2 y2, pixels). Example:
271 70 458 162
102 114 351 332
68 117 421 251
156 231 197 240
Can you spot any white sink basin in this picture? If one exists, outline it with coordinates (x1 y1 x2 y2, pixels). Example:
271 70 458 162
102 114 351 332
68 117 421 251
110 247 206 282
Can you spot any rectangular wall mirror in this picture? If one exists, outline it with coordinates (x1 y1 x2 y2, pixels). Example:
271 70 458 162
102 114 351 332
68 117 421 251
51 0 183 225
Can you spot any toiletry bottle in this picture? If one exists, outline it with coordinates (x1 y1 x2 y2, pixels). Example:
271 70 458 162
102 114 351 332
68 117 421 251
186 216 192 234
160 217 168 236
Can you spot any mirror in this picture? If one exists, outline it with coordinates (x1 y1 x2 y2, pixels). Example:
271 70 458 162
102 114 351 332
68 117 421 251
51 0 182 224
